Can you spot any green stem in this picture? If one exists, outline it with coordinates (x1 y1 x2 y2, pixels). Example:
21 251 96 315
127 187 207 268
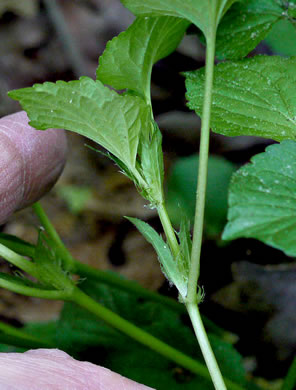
281 355 296 390
0 244 38 279
72 287 211 381
0 321 54 350
74 261 182 312
32 202 232 337
73 287 243 390
186 303 231 390
32 201 235 384
33 201 182 309
32 202 73 271
0 276 70 300
74 262 231 338
187 31 216 302
157 203 180 258
33 202 183 312
184 29 228 390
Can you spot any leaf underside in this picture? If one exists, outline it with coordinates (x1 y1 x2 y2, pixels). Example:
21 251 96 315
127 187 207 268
97 16 189 101
223 141 296 257
121 0 239 38
185 55 296 142
8 77 151 173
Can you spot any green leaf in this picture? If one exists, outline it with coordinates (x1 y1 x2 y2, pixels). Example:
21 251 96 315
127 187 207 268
265 19 296 57
215 0 296 59
8 77 151 175
121 0 238 39
126 217 187 297
97 16 189 102
288 0 296 18
185 56 296 142
166 155 237 236
223 141 296 257
22 321 57 345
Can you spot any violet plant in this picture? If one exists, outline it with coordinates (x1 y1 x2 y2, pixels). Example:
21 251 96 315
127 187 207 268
1 0 296 389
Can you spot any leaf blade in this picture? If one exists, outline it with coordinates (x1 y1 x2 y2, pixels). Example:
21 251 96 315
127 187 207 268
223 141 296 257
9 77 151 173
121 0 238 38
126 217 187 297
97 16 189 102
215 0 286 59
185 56 296 141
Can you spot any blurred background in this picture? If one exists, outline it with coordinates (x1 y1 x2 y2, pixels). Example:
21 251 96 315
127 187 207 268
1 0 296 386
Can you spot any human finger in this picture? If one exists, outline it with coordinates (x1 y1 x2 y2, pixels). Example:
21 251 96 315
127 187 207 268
0 111 67 225
0 348 154 390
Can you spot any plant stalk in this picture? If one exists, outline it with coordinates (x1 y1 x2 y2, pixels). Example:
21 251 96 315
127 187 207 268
187 31 216 301
73 287 243 390
32 202 73 271
32 202 231 338
0 244 38 278
33 202 183 311
187 303 229 390
72 287 209 379
0 276 69 300
32 202 233 387
75 261 230 337
184 28 228 390
157 203 180 258
74 261 182 312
